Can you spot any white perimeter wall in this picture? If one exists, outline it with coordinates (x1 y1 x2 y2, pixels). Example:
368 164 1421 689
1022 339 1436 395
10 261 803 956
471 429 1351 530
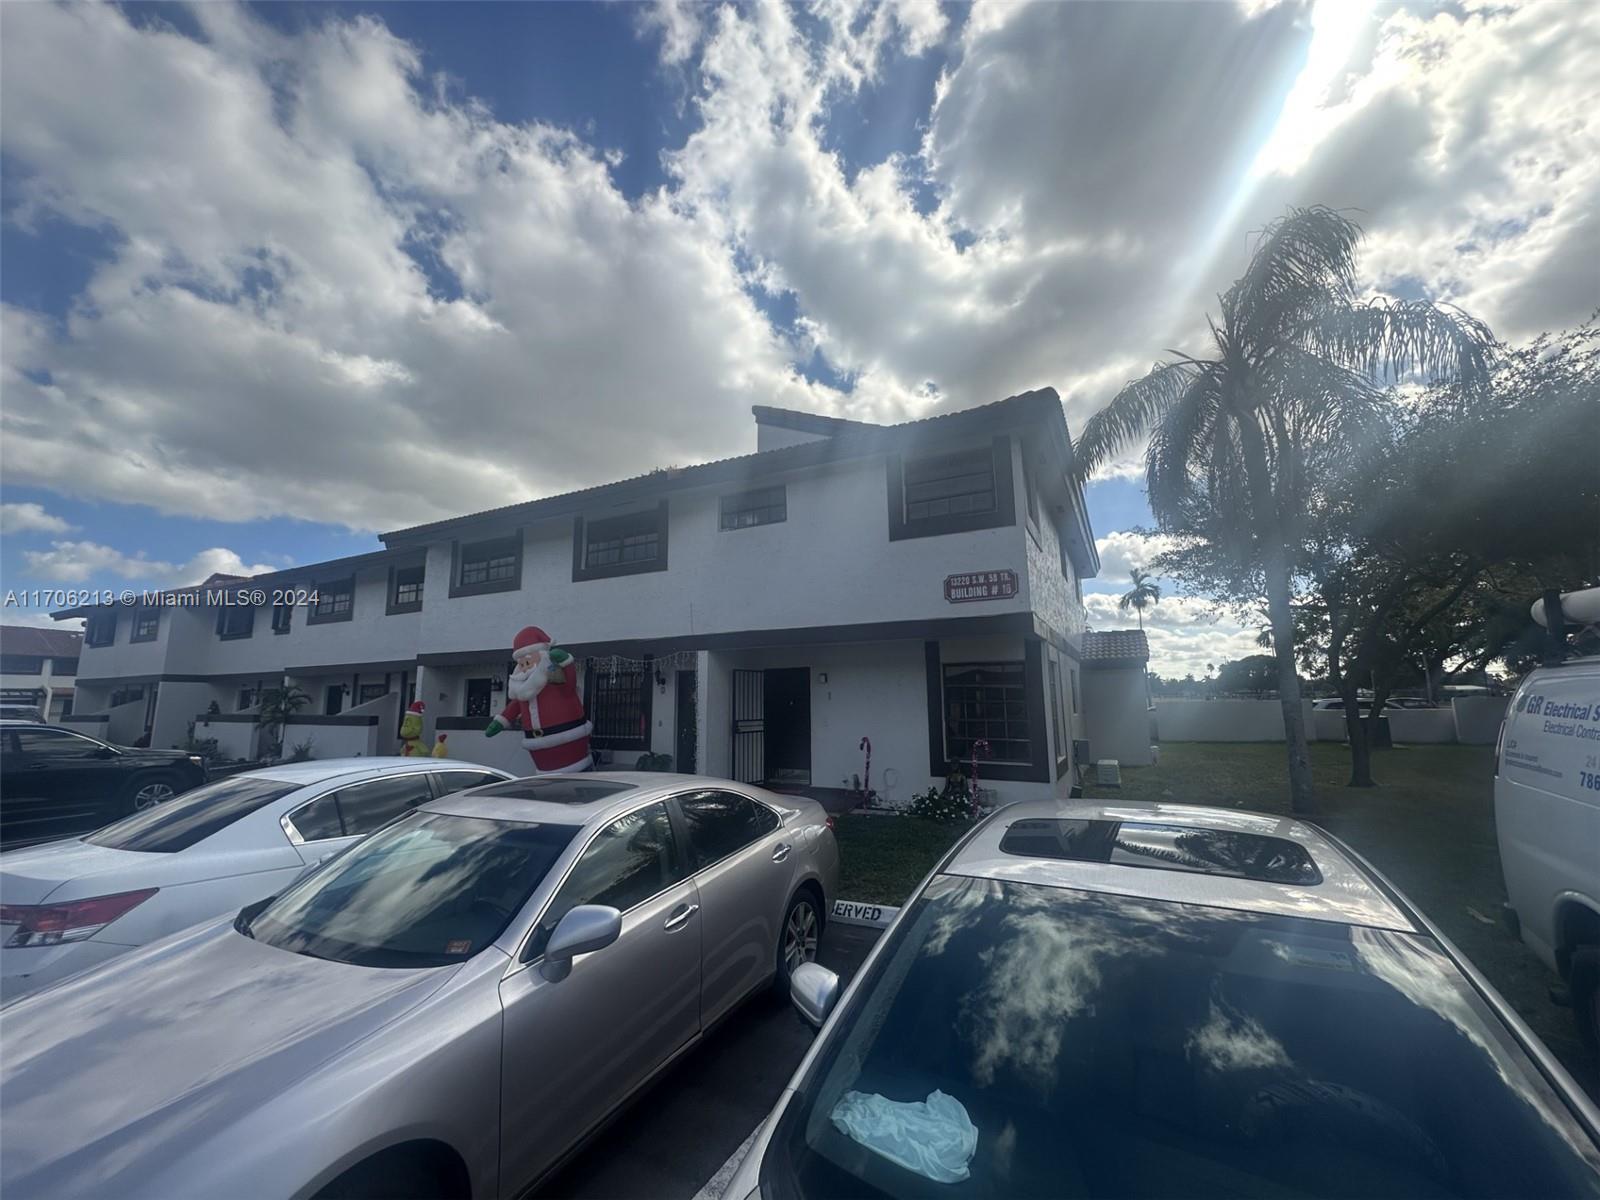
1156 697 1504 744
1155 700 1320 743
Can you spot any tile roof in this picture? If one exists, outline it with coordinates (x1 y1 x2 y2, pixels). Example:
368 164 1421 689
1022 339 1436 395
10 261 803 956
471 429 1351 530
1080 629 1149 664
1 625 85 656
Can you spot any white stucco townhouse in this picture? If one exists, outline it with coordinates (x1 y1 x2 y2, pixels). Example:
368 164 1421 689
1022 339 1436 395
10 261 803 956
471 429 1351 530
55 390 1153 806
0 625 82 723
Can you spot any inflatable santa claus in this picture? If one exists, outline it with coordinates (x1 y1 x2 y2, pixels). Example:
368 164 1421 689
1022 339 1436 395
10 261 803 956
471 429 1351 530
483 625 594 774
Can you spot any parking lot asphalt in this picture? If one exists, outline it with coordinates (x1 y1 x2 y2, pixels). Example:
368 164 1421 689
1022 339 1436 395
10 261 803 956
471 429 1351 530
535 921 880 1200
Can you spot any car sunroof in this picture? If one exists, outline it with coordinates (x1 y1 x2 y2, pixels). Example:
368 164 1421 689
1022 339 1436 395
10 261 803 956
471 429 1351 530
998 818 1322 886
465 778 636 804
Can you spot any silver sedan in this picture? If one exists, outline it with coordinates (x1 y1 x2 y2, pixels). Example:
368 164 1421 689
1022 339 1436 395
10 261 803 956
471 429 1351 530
0 773 839 1200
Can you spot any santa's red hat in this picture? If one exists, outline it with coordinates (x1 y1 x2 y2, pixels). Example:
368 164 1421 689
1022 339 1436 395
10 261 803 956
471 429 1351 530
512 626 552 660
406 700 425 715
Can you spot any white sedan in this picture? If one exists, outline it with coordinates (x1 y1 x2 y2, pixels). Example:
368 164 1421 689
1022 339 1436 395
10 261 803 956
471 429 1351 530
0 757 512 1000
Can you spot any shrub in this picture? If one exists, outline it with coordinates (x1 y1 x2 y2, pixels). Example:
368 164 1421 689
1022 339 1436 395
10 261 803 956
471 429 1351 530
634 752 674 771
288 738 317 762
907 771 978 823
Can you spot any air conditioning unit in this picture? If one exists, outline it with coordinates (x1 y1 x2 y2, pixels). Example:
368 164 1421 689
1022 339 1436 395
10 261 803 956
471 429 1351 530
1095 759 1122 787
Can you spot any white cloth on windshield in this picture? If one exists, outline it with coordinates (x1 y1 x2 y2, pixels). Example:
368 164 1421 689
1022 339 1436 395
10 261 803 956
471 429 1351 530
830 1088 978 1183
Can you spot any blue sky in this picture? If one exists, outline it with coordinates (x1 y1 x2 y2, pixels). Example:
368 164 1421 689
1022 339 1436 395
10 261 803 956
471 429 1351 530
3 0 1594 674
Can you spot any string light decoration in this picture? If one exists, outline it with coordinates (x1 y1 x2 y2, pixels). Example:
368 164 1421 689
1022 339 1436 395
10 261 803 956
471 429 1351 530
580 650 699 680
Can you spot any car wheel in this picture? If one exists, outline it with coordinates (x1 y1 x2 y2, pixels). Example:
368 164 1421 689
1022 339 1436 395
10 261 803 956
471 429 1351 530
777 890 821 989
126 773 179 813
1571 946 1599 1055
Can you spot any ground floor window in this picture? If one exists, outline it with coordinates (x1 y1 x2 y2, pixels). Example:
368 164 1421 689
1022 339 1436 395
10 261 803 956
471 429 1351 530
942 662 1030 764
358 683 388 705
587 662 650 750
109 685 146 707
465 678 493 718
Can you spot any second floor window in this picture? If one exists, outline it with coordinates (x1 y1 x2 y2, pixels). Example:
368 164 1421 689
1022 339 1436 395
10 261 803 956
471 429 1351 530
308 578 354 624
85 611 116 647
131 609 160 643
906 447 996 520
719 486 787 530
574 502 669 581
0 655 44 674
888 436 1015 542
272 602 293 634
389 563 425 613
452 535 521 597
216 603 255 640
52 656 79 675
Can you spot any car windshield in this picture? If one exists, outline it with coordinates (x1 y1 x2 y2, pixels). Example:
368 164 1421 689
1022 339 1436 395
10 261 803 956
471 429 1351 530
248 811 580 968
85 777 300 853
766 875 1600 1200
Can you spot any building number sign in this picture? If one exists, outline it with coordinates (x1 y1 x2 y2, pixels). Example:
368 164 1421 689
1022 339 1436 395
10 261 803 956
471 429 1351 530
944 569 1019 604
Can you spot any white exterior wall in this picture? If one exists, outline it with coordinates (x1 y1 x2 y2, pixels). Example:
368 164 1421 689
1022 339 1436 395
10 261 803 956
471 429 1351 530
413 456 1033 656
193 718 262 761
104 697 147 744
1082 667 1154 766
702 641 929 806
0 654 79 722
1017 441 1087 642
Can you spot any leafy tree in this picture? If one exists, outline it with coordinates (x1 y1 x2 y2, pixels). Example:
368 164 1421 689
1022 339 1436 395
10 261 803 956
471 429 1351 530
1216 655 1279 698
1075 206 1493 812
1118 568 1162 629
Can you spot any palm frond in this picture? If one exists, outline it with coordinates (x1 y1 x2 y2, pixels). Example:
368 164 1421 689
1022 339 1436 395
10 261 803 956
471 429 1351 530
1307 298 1495 388
1146 365 1223 522
1229 207 1364 351
1073 360 1201 483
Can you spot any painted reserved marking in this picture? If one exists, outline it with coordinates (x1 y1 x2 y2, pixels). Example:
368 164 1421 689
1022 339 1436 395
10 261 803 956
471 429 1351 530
831 900 899 928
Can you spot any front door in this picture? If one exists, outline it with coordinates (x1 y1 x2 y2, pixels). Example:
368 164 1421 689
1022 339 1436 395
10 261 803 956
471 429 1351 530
675 670 698 774
324 685 342 716
731 669 763 784
763 667 810 787
498 801 700 1192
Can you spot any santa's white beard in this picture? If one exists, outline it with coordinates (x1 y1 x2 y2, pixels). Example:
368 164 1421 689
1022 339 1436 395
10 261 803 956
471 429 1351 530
507 659 548 702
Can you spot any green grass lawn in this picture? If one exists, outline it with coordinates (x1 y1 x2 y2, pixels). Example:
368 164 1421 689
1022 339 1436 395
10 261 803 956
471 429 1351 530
831 743 1595 1098
833 813 967 908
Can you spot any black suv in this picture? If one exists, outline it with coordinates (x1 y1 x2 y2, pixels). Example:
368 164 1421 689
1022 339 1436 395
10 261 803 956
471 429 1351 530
0 722 206 848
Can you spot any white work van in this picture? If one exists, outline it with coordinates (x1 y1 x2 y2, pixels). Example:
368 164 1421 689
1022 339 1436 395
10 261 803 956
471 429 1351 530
1496 651 1600 1056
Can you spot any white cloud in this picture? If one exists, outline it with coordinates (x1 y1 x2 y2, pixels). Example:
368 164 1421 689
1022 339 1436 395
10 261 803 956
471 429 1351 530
1 0 1594 535
0 502 76 535
21 541 282 587
1085 591 1262 680
1093 530 1177 583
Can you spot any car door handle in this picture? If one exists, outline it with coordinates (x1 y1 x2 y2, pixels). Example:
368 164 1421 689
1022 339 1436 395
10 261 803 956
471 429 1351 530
663 903 699 931
772 842 792 863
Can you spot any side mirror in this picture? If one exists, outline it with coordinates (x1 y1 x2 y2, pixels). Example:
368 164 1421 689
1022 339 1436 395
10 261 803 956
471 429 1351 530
540 905 622 982
790 961 840 1029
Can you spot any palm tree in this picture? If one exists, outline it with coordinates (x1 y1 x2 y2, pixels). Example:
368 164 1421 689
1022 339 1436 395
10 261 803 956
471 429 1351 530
1119 569 1162 629
1073 207 1492 813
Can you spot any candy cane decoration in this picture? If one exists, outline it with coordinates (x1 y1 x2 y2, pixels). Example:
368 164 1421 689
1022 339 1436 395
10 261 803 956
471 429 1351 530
970 739 991 817
859 736 872 803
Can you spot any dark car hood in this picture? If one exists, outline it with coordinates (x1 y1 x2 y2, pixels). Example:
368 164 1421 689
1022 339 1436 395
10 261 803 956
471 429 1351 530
0 920 455 1196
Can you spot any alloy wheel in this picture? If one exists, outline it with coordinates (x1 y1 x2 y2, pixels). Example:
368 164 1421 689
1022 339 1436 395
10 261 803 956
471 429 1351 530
784 900 819 974
133 782 176 809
